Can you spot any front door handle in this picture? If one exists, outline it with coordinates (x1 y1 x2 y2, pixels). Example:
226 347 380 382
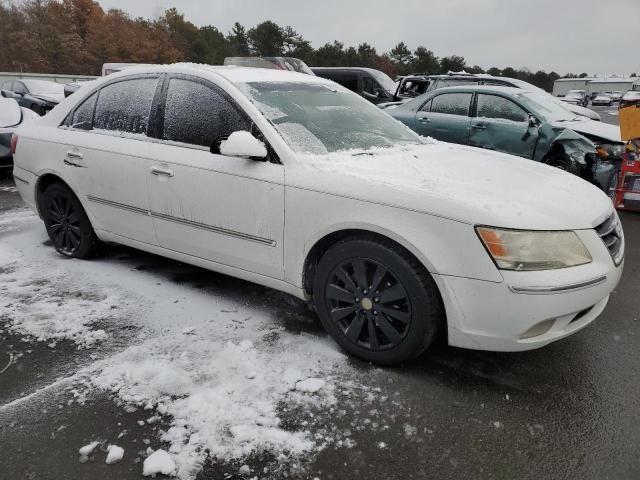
150 166 174 177
417 116 431 123
472 123 487 130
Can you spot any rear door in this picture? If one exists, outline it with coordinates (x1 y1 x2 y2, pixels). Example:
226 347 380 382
414 92 473 144
58 75 160 244
469 93 538 158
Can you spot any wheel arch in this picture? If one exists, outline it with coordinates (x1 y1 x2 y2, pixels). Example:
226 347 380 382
34 172 73 217
301 225 437 298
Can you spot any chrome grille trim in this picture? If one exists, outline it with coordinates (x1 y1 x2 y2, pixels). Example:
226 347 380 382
595 213 624 266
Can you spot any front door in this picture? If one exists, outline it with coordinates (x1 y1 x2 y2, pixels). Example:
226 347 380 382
413 92 473 144
469 93 538 158
145 75 285 279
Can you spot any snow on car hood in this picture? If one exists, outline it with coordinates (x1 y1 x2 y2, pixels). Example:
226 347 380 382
563 103 601 121
289 142 613 230
30 92 64 104
552 118 621 143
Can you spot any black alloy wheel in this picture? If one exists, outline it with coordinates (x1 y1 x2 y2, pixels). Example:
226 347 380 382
325 257 411 351
40 183 101 258
313 236 444 365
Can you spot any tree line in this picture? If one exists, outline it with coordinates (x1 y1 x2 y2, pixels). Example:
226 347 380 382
1 0 583 92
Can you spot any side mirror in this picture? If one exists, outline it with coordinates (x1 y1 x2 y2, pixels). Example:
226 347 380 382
219 131 268 160
528 115 539 127
376 89 387 98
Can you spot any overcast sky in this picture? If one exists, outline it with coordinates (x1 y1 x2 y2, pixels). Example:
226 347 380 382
97 0 639 75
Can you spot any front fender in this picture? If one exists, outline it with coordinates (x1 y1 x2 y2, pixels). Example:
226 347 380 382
548 128 596 165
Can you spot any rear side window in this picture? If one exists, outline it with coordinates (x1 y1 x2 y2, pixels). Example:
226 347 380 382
163 78 250 147
430 93 472 116
70 92 97 130
94 78 158 135
476 94 528 122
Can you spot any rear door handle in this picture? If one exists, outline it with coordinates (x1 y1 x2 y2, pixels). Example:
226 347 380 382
472 123 487 130
150 166 174 177
64 150 85 167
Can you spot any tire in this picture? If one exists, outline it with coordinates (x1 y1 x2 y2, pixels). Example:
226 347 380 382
545 153 581 176
40 182 102 258
312 236 444 365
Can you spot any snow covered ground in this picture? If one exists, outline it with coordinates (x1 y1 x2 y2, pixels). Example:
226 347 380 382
0 210 366 478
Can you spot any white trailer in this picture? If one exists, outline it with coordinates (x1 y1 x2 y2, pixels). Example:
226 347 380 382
552 78 590 96
587 78 636 95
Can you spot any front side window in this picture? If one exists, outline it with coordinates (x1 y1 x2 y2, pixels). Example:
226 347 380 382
363 76 380 95
430 93 472 116
163 78 250 147
477 94 528 122
94 78 158 135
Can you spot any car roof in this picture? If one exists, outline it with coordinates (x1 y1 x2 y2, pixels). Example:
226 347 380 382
430 85 525 95
102 63 332 86
310 66 384 75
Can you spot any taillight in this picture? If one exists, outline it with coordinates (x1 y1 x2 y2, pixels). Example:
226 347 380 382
10 133 17 155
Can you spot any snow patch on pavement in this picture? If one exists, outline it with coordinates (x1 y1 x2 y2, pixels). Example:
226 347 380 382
1 216 356 479
0 243 120 348
143 449 177 477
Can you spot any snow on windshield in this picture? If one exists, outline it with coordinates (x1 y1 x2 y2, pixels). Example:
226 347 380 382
517 91 578 122
240 82 420 154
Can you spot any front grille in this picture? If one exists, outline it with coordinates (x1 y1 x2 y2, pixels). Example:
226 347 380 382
595 213 624 265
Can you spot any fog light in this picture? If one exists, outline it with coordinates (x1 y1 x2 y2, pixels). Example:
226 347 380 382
520 318 555 339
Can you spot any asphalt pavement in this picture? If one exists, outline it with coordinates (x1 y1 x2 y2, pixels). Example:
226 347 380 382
1 114 639 480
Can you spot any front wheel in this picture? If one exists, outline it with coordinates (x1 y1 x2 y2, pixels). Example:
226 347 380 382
545 153 582 175
40 183 102 258
312 236 444 365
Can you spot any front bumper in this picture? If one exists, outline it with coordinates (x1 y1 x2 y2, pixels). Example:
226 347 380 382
434 228 623 352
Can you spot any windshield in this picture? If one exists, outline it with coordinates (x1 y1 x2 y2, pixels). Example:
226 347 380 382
22 80 64 95
272 57 315 75
368 70 397 94
242 81 421 154
516 91 578 122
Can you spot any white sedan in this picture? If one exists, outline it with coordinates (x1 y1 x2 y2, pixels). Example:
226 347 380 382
11 64 624 364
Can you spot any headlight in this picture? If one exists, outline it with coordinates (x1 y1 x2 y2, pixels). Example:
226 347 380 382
476 227 592 271
596 143 625 158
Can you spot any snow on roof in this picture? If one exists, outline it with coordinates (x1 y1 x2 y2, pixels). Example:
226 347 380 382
439 85 523 94
103 62 331 85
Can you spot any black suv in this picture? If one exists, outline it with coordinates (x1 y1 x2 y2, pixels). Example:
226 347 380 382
310 67 396 104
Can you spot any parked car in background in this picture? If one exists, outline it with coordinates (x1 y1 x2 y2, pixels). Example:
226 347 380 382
0 79 64 115
63 80 97 98
388 85 623 192
592 94 613 106
11 64 624 364
224 57 315 75
562 89 589 107
610 91 624 102
0 96 39 170
311 67 396 104
383 73 601 121
619 91 640 109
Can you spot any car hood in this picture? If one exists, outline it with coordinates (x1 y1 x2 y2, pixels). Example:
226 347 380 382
551 118 621 143
562 103 601 121
30 92 64 104
289 142 612 230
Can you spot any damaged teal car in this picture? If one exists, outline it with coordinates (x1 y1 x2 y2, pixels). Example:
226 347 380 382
388 85 624 193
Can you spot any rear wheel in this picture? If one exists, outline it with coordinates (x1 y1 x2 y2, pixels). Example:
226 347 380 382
312 236 444 365
40 183 101 258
